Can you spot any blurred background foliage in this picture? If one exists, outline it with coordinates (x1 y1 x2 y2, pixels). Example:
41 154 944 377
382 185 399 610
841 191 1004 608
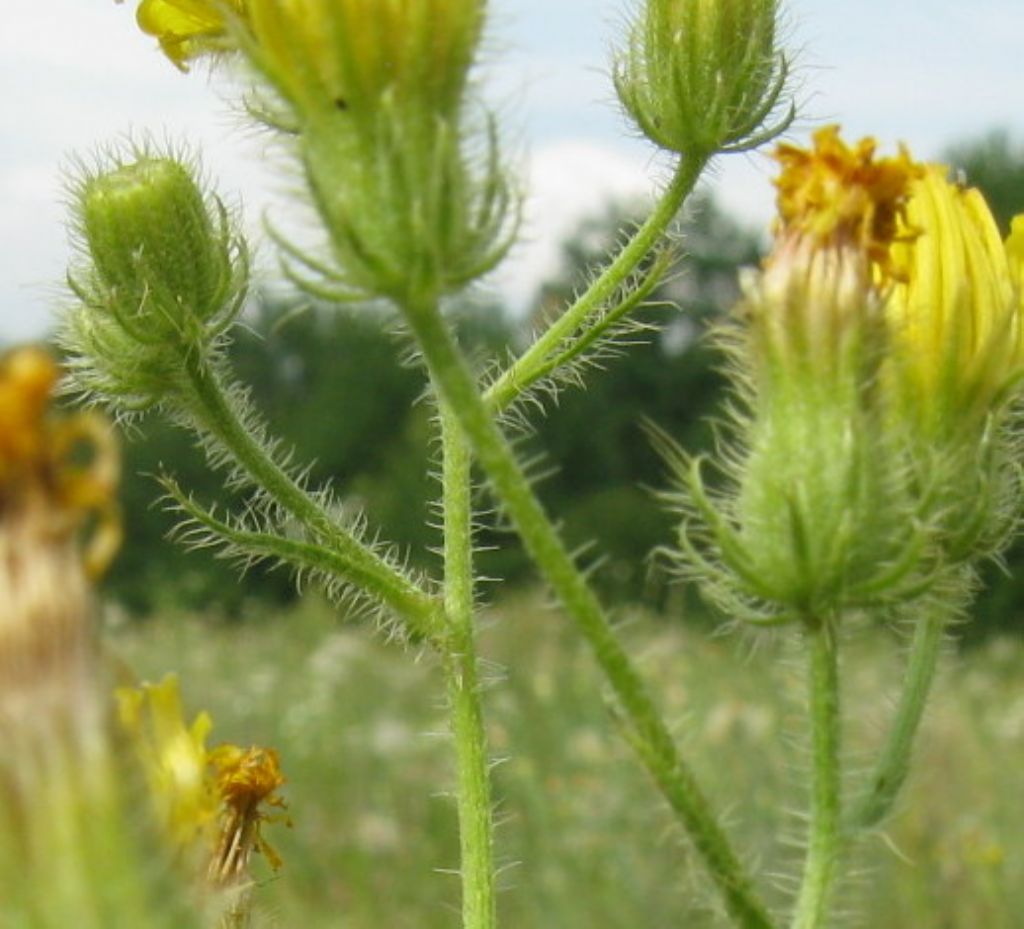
89 131 1024 641
116 596 1024 928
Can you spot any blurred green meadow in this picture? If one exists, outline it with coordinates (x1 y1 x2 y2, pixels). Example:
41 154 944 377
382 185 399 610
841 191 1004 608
110 594 1024 928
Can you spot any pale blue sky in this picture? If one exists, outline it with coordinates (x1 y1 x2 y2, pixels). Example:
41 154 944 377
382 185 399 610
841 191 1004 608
2 1 1023 340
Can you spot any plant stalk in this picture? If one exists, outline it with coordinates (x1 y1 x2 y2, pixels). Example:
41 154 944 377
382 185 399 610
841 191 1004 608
847 611 944 833
483 153 707 414
182 353 442 638
439 401 498 929
406 298 774 929
791 618 842 929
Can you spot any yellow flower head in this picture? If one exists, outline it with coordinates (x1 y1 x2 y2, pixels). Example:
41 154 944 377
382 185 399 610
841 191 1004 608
134 0 247 69
117 675 288 885
116 674 220 852
886 166 1024 425
0 347 59 484
773 126 923 282
765 126 1024 428
209 744 288 879
747 128 924 376
0 347 120 579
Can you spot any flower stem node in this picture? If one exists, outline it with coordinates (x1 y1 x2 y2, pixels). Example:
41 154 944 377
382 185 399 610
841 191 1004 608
63 146 249 412
614 0 793 157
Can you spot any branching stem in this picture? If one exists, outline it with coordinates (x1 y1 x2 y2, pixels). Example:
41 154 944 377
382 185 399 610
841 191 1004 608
405 297 775 929
181 352 443 639
847 611 945 833
483 153 707 414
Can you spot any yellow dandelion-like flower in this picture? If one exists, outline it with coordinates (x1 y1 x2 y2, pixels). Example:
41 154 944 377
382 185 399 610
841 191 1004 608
885 166 1024 423
117 674 288 893
134 0 247 69
116 674 221 853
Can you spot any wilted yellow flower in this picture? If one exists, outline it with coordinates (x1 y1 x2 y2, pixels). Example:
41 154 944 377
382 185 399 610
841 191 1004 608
208 745 288 880
0 347 57 481
117 674 288 901
0 350 181 926
0 348 120 676
134 0 247 69
772 126 922 283
673 128 931 619
0 347 104 697
752 126 922 370
886 167 1024 427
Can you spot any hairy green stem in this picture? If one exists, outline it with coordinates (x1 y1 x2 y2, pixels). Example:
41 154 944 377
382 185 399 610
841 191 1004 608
791 619 842 929
439 402 498 929
181 353 443 638
847 612 944 833
406 299 774 929
483 154 707 414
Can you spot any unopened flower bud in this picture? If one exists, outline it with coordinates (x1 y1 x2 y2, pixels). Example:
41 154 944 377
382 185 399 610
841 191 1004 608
614 0 792 157
81 157 235 334
62 146 248 411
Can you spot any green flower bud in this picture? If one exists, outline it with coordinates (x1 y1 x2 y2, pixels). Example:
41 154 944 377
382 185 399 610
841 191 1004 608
237 0 516 302
81 158 233 335
614 0 792 157
297 116 515 303
662 129 935 624
62 146 248 412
